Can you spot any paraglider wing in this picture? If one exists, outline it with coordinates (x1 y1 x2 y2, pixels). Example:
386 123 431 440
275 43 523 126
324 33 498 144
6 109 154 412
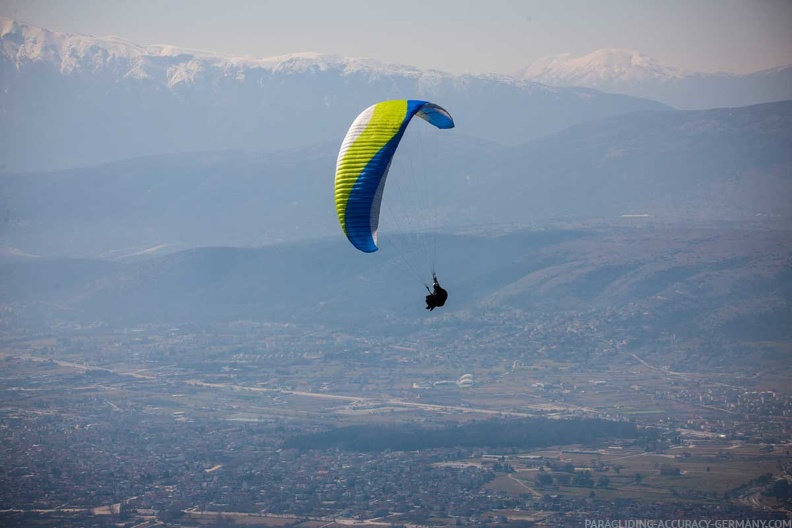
334 100 454 253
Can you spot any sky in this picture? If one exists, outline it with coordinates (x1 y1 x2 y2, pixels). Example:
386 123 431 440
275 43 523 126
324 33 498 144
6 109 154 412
0 0 791 75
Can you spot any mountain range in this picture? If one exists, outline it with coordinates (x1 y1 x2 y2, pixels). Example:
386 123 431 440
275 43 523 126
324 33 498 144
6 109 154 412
2 100 790 258
517 49 792 110
2 225 789 350
1 16 670 172
0 17 789 364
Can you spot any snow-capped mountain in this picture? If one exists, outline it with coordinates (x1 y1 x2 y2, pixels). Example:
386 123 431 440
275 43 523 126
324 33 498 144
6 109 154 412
0 17 668 172
519 49 685 85
517 48 792 110
0 16 436 84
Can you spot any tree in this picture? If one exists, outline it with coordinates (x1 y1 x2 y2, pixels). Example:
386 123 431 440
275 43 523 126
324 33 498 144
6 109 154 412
573 471 594 488
536 472 553 487
769 478 792 500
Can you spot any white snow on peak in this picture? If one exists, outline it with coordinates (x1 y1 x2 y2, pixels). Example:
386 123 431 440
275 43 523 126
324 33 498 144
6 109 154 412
518 48 687 86
0 16 455 86
1 16 146 73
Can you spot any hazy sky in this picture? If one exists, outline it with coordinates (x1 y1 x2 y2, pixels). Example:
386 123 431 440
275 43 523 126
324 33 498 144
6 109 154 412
1 0 790 75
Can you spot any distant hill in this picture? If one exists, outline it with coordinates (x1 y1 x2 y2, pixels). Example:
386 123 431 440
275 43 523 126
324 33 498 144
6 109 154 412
0 16 668 172
2 101 790 259
516 49 792 110
481 100 792 225
1 226 789 348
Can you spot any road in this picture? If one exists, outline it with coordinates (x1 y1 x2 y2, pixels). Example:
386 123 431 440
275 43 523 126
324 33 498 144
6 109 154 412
5 352 597 420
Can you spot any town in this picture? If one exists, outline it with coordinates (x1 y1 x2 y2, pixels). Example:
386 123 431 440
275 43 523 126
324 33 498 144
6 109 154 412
1 304 790 526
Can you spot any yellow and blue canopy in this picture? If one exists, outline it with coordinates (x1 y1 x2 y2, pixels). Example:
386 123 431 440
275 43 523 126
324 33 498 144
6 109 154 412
334 99 455 253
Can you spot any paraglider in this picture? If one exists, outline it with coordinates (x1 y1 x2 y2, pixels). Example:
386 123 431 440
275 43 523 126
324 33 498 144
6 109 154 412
425 273 448 311
334 99 455 310
334 99 454 310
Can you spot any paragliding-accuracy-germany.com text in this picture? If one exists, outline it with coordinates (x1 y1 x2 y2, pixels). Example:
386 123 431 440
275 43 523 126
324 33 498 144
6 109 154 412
584 521 792 528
